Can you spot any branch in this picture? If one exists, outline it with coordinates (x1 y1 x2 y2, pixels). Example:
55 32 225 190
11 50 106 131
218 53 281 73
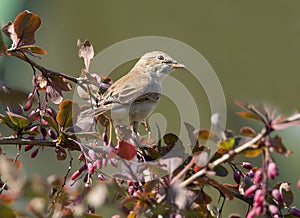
179 128 267 188
10 50 79 83
0 136 57 147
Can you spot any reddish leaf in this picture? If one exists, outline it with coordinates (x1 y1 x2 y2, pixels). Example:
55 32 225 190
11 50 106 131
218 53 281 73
13 10 41 47
240 126 256 137
194 190 212 205
56 100 80 129
269 135 288 155
78 39 94 71
117 140 137 160
236 111 263 122
2 11 41 49
46 75 72 104
0 194 14 205
2 21 17 48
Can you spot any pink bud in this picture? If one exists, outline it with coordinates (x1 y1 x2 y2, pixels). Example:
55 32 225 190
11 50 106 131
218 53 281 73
41 119 49 125
24 98 33 111
48 129 57 139
71 170 81 180
128 186 134 195
78 152 84 161
268 204 278 215
27 92 34 100
79 163 87 172
88 149 96 161
242 162 253 170
46 108 53 116
297 179 300 189
110 158 118 167
29 126 38 132
40 127 47 138
31 148 39 158
246 210 256 218
87 162 94 173
254 189 264 206
272 189 283 203
267 162 278 180
102 157 107 167
291 207 300 217
93 160 102 169
25 144 34 152
245 185 257 197
253 170 262 184
98 174 106 181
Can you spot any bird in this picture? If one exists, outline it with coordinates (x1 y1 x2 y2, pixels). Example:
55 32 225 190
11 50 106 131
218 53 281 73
82 51 185 142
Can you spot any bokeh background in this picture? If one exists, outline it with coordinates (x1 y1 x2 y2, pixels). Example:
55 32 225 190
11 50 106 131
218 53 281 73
1 0 300 216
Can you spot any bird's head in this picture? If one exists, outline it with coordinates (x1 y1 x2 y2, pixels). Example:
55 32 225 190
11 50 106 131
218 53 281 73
137 51 185 80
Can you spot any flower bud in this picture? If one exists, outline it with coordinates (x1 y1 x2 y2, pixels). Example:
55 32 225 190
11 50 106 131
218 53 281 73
253 170 262 184
245 185 257 197
242 162 253 170
297 179 300 189
25 144 34 152
78 152 84 161
27 92 34 100
87 162 94 173
79 163 87 172
31 148 39 158
267 162 278 180
48 129 57 139
40 127 47 138
233 171 241 184
88 149 96 161
98 174 106 181
71 170 81 180
24 98 33 111
93 160 102 169
268 204 278 214
29 126 38 133
291 207 300 217
271 189 283 203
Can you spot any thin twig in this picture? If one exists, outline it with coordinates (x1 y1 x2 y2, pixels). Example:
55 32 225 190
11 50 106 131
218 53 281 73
179 128 266 188
0 136 58 147
10 50 78 83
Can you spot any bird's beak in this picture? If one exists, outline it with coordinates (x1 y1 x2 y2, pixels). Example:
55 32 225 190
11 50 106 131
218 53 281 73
172 62 185 69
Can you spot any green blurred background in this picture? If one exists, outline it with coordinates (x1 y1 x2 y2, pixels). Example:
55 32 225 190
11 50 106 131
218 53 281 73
1 0 300 216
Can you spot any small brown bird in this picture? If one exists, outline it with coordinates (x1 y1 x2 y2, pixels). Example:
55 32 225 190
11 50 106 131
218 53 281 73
84 51 185 141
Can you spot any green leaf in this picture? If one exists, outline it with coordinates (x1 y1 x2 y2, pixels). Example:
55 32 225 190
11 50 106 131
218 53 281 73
6 111 31 129
56 100 79 129
42 115 59 133
0 204 16 218
218 138 235 150
213 165 228 177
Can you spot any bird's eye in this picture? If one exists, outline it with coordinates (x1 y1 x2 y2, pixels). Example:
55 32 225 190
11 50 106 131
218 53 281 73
157 55 164 60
